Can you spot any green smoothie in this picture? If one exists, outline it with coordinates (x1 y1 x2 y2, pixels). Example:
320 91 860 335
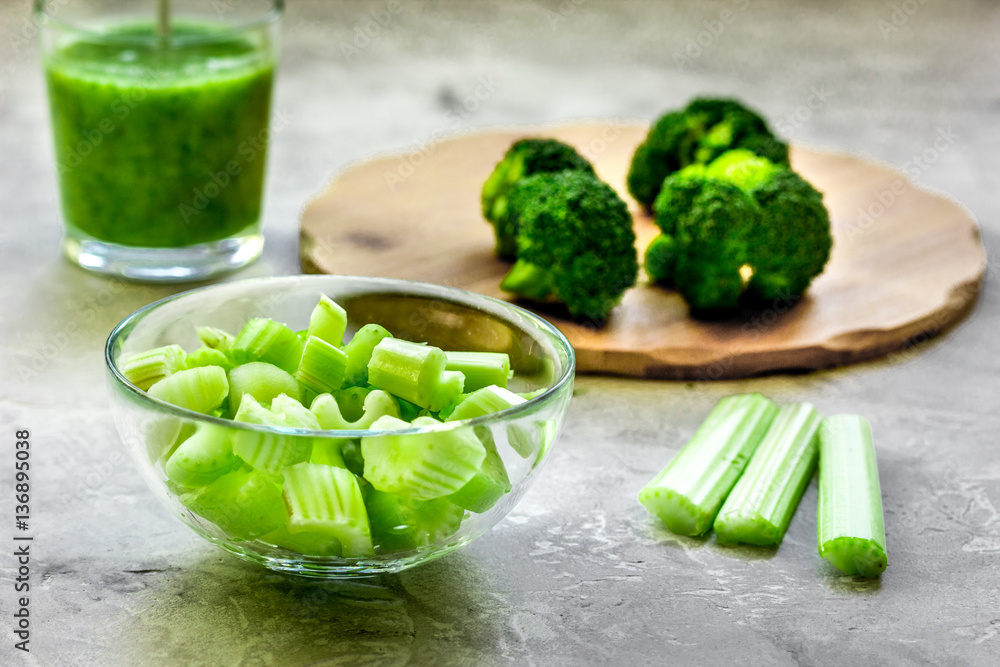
45 23 275 248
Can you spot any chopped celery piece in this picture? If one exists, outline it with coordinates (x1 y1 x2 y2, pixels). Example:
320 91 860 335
342 324 393 388
307 295 348 347
259 525 342 557
185 347 234 371
282 463 374 558
714 403 821 546
444 351 511 391
447 427 511 513
310 439 348 468
232 395 313 473
366 489 465 552
164 423 241 489
295 335 348 394
330 386 374 422
361 416 486 500
341 440 365 477
367 338 465 412
197 326 235 352
445 385 526 422
506 419 556 460
180 467 285 540
817 415 887 578
638 393 778 536
122 344 187 391
311 390 400 430
270 394 321 429
148 366 229 414
231 318 304 375
228 361 300 413
397 397 423 422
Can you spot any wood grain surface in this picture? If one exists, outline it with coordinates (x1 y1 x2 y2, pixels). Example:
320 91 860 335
300 124 986 379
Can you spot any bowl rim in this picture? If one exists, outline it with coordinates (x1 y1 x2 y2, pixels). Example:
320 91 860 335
105 274 576 438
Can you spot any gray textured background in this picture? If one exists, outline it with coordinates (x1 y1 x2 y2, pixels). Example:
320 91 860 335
2 0 999 664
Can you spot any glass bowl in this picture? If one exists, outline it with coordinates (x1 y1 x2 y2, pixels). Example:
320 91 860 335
106 275 575 578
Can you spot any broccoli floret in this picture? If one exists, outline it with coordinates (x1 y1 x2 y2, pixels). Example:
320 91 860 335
653 178 759 312
481 138 595 259
648 150 831 314
500 171 639 322
627 98 789 209
644 233 677 286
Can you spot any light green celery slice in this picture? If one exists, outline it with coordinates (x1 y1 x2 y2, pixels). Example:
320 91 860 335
444 351 511 391
232 395 312 473
817 415 887 578
270 394 321 430
445 385 526 422
506 419 556 460
185 347 234 371
295 335 348 394
310 439 348 468
122 344 187 390
361 416 486 500
307 295 348 347
282 463 374 558
366 490 465 552
342 324 393 388
197 326 235 352
311 390 400 430
227 361 300 413
638 393 778 536
447 427 511 513
714 403 821 546
164 423 241 488
258 525 342 557
180 467 285 540
329 386 374 422
367 338 465 411
148 366 229 414
231 318 304 375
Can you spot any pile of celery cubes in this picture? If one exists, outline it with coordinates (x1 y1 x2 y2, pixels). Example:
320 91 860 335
123 296 536 559
639 394 887 578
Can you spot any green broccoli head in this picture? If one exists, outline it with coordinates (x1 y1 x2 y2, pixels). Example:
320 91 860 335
627 98 789 209
653 176 759 312
481 138 595 259
644 233 677 286
744 169 832 301
500 171 639 323
650 149 831 315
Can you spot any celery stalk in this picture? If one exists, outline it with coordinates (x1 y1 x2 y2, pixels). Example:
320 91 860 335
714 403 820 546
367 338 465 412
817 415 887 578
282 463 374 557
342 324 393 388
295 335 348 394
148 366 229 414
122 344 186 390
638 393 778 536
444 385 526 422
307 295 348 346
444 351 511 391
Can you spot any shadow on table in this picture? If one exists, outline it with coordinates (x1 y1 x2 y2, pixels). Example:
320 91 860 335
642 521 779 562
117 551 503 665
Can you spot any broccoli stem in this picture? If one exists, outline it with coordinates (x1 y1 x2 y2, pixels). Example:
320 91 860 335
499 260 555 301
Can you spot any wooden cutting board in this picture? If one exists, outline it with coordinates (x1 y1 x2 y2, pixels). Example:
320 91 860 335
300 124 986 379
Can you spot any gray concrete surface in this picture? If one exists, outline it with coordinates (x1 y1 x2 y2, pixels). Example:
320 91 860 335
2 0 999 664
